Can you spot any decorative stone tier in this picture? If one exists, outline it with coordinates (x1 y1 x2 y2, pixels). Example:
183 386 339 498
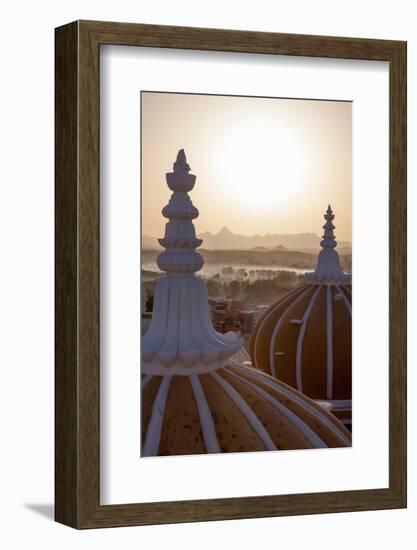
156 150 204 274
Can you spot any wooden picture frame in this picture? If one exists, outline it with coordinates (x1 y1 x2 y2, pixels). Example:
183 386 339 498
55 20 407 529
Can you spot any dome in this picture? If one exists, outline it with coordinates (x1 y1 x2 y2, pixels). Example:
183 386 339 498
249 206 352 426
141 362 351 456
141 154 351 456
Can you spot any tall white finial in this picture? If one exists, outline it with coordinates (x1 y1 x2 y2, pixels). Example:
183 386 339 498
157 149 204 274
142 150 243 375
306 205 351 284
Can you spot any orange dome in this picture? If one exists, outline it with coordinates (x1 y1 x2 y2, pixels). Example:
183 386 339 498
141 362 351 456
249 206 352 426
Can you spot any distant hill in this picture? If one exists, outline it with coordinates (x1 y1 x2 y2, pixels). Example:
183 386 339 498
142 226 351 251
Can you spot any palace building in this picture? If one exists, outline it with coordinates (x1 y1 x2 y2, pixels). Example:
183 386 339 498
141 151 351 455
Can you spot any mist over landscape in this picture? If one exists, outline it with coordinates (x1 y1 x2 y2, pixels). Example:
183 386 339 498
142 226 352 307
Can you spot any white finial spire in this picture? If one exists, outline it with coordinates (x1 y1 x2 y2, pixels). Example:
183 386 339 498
321 204 337 250
306 205 351 284
157 149 204 274
142 150 243 374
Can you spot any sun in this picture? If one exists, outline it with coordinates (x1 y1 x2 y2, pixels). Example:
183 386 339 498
210 114 313 213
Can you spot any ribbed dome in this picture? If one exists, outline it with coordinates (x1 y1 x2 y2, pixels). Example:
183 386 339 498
141 363 351 456
249 206 352 426
142 156 351 455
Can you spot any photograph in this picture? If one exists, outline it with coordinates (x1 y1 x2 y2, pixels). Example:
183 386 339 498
51 13 406 533
0 0 408 540
140 91 352 456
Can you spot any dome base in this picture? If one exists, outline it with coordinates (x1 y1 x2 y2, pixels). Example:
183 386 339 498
142 275 243 374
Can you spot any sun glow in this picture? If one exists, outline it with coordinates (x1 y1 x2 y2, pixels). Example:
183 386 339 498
211 114 314 212
141 92 351 239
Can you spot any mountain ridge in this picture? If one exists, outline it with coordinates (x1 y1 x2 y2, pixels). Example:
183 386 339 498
142 226 351 251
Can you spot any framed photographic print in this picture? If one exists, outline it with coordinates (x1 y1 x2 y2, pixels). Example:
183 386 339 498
55 20 407 528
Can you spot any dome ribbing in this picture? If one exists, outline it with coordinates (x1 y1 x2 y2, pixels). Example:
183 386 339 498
249 206 352 426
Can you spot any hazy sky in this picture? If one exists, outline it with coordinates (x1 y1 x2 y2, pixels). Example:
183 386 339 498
141 92 352 241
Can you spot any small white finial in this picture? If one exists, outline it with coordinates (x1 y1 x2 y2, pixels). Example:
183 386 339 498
320 204 337 250
306 205 351 284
